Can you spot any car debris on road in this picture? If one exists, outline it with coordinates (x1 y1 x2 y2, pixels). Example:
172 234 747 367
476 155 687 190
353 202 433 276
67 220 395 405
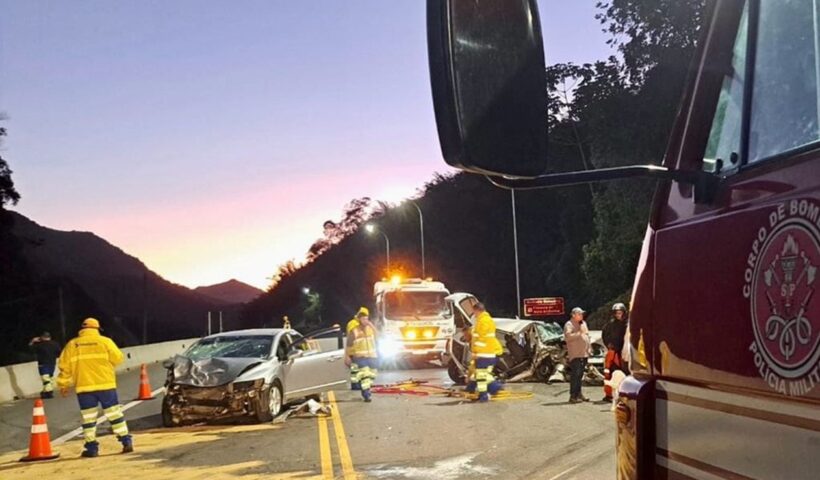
273 398 332 423
371 380 535 401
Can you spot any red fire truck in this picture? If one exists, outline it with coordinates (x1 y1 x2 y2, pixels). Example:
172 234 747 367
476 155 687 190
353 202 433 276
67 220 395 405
426 1 819 478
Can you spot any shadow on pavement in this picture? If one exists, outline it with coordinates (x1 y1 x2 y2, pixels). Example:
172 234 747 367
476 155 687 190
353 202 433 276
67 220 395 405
1 422 318 478
126 413 163 432
428 400 474 407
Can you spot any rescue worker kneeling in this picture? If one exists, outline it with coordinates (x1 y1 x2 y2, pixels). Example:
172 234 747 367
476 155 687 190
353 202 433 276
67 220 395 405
345 308 378 402
467 303 503 402
57 318 133 458
346 307 367 391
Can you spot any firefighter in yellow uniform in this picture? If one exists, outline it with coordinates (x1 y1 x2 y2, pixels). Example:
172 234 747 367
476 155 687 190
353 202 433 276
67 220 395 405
345 307 366 390
57 318 133 457
345 307 378 402
468 303 504 402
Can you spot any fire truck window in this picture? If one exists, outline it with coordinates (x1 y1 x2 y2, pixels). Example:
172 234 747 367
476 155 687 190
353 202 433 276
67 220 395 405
749 0 820 162
703 5 748 173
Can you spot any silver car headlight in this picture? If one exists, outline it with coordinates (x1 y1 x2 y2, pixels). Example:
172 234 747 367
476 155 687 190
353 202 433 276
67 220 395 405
232 378 265 392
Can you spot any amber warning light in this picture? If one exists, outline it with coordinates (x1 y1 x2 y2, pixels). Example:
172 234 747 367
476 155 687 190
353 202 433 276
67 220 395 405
523 297 565 316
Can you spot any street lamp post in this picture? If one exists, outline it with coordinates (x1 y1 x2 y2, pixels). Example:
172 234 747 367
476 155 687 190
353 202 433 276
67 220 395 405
511 189 521 318
365 224 391 274
408 201 426 278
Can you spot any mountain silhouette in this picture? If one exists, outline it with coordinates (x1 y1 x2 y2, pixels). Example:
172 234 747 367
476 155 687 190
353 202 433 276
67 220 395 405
195 279 263 305
9 211 219 346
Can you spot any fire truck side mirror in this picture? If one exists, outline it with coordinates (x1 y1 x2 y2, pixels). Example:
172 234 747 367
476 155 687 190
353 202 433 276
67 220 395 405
426 0 721 203
427 0 547 178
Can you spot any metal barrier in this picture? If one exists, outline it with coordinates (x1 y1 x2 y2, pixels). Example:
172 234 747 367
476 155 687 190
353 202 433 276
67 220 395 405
0 338 198 402
2 331 347 402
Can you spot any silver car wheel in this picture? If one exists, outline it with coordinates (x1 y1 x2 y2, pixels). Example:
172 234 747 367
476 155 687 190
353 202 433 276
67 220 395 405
269 384 282 416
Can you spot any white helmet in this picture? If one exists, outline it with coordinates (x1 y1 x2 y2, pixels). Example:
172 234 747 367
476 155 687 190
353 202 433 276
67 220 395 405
612 302 627 312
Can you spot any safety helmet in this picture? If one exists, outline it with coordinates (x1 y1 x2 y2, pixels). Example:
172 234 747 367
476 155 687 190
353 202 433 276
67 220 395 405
612 303 627 312
81 317 101 329
357 307 369 317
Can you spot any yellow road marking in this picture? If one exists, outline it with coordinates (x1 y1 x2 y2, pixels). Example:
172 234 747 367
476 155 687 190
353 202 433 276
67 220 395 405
327 391 356 480
317 412 334 479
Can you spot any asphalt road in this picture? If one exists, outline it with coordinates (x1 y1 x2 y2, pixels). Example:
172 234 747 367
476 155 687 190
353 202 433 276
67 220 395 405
0 362 616 479
0 362 168 455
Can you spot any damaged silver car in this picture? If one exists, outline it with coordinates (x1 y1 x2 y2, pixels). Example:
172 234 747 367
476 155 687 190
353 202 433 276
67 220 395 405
162 327 347 427
443 293 605 385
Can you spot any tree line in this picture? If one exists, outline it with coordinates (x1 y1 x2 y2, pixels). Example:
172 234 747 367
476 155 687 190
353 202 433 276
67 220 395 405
0 0 706 364
242 0 706 330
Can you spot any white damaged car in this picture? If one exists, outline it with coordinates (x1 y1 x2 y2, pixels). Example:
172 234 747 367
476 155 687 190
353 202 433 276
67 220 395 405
443 293 605 385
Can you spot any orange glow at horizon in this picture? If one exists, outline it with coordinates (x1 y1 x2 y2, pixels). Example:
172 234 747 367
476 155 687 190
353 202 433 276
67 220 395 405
44 165 449 290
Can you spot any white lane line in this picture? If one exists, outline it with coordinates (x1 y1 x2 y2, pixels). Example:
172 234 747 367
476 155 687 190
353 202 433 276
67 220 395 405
547 465 579 480
52 386 164 445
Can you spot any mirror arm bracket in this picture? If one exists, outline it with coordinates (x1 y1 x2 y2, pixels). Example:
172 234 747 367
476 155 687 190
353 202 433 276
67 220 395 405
484 165 720 204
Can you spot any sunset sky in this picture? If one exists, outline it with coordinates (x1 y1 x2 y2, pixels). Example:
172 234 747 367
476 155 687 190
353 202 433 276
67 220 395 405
1 1 611 290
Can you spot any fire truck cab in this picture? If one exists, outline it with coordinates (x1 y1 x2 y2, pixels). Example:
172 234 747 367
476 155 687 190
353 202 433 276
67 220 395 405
426 1 820 478
372 277 455 361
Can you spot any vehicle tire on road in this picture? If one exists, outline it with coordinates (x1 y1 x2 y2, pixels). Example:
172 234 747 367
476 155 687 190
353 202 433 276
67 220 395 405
256 381 283 422
447 360 466 385
534 358 555 383
161 395 180 427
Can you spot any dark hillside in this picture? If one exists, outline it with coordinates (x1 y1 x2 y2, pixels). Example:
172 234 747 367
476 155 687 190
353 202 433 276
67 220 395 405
243 1 707 331
242 166 596 330
1 212 220 364
195 279 263 305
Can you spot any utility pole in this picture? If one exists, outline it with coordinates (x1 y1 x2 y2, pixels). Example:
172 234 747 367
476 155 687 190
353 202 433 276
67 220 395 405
207 311 212 336
58 286 66 343
511 189 521 318
219 311 223 333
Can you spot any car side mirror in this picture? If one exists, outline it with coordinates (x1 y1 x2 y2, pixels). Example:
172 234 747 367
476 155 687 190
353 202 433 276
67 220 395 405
162 358 175 369
427 0 547 177
287 349 304 361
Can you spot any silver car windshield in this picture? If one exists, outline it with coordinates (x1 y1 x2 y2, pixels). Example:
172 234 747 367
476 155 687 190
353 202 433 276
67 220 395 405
186 335 273 360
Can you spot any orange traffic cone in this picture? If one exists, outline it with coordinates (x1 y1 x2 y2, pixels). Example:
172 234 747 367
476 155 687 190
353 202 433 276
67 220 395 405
19 398 59 462
137 364 154 400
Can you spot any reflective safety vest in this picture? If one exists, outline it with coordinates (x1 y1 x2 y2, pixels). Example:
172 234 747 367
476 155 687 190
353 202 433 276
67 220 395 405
346 318 360 334
349 325 377 358
56 328 124 393
471 311 503 358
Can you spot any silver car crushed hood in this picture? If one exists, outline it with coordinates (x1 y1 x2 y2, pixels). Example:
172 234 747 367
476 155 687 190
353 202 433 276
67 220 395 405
170 355 267 387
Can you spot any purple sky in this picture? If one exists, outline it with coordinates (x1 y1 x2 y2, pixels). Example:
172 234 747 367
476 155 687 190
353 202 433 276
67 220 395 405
1 1 612 289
